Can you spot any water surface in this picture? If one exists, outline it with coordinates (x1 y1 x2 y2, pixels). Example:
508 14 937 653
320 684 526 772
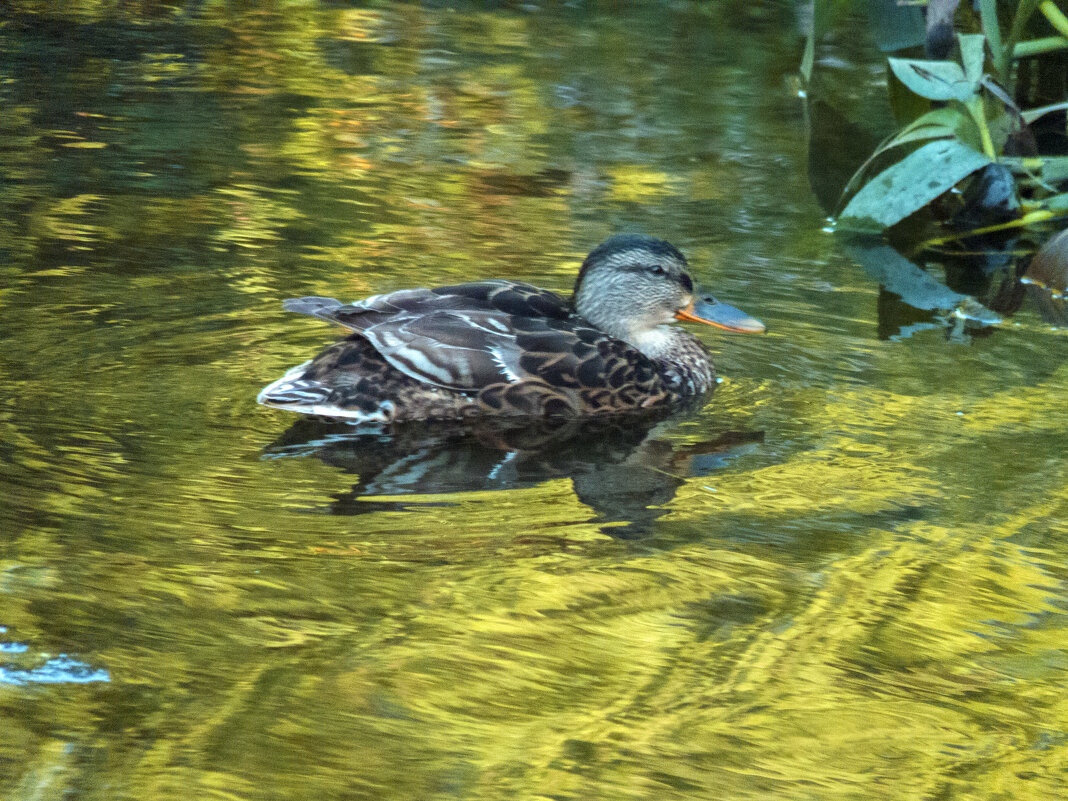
2 4 1068 800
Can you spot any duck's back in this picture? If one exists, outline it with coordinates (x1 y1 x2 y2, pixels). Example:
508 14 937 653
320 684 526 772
258 280 675 422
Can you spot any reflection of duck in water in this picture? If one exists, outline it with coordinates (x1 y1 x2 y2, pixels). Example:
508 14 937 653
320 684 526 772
259 235 765 422
266 413 764 537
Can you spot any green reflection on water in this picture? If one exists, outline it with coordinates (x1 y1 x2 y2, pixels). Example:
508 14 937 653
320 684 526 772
2 3 1068 800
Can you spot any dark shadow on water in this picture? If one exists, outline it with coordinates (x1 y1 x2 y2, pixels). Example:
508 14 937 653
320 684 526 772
264 410 764 539
835 234 1066 341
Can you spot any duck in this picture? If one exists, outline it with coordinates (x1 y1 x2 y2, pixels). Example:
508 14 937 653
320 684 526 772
258 234 765 422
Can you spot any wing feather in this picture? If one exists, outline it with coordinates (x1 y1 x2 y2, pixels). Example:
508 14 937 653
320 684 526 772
280 280 664 404
283 281 572 331
363 310 526 390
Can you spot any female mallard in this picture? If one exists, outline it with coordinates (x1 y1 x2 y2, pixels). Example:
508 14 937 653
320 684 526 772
258 234 765 422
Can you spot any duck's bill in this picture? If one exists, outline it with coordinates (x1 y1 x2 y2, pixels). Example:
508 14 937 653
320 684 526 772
676 297 766 333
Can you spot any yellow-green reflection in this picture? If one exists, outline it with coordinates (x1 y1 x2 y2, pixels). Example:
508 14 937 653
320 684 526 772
1 3 1067 801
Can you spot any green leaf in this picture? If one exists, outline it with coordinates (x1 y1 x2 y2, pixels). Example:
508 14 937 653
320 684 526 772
1041 157 1068 184
835 108 972 215
979 0 1007 79
1022 100 1068 124
801 32 816 85
1007 0 1043 57
878 108 975 162
890 107 972 148
838 140 992 231
958 33 987 86
799 0 825 84
888 57 978 102
890 124 957 148
810 0 829 41
1043 192 1068 211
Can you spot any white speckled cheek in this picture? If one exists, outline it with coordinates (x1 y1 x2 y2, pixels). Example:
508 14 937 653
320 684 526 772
631 326 675 358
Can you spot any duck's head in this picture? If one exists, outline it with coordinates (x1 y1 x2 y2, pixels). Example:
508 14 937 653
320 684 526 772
573 234 765 354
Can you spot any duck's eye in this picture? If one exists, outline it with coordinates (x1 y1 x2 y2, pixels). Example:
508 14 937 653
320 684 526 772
648 264 668 276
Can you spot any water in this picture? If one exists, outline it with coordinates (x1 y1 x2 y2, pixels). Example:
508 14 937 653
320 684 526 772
2 4 1068 799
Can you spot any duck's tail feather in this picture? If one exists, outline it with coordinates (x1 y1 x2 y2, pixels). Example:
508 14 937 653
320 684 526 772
257 362 397 422
257 362 323 405
282 296 344 320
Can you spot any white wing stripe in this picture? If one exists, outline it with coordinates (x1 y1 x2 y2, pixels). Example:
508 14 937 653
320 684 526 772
489 347 522 383
392 348 460 385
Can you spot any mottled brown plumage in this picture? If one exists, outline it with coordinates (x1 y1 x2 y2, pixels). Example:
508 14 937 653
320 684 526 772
259 235 764 422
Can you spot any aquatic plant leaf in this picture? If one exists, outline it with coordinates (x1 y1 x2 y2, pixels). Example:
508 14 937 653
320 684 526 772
978 77 1026 154
799 0 827 83
896 107 973 148
886 107 962 148
887 123 958 151
980 0 1007 78
958 33 987 86
1044 192 1068 211
1021 99 1068 124
800 32 816 85
838 140 992 231
835 108 968 215
1040 157 1068 184
888 57 978 102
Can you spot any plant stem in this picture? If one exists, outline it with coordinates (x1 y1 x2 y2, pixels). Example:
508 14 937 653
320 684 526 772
1040 1 1068 38
1014 35 1068 58
966 97 998 159
921 209 1062 247
1007 0 1043 63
